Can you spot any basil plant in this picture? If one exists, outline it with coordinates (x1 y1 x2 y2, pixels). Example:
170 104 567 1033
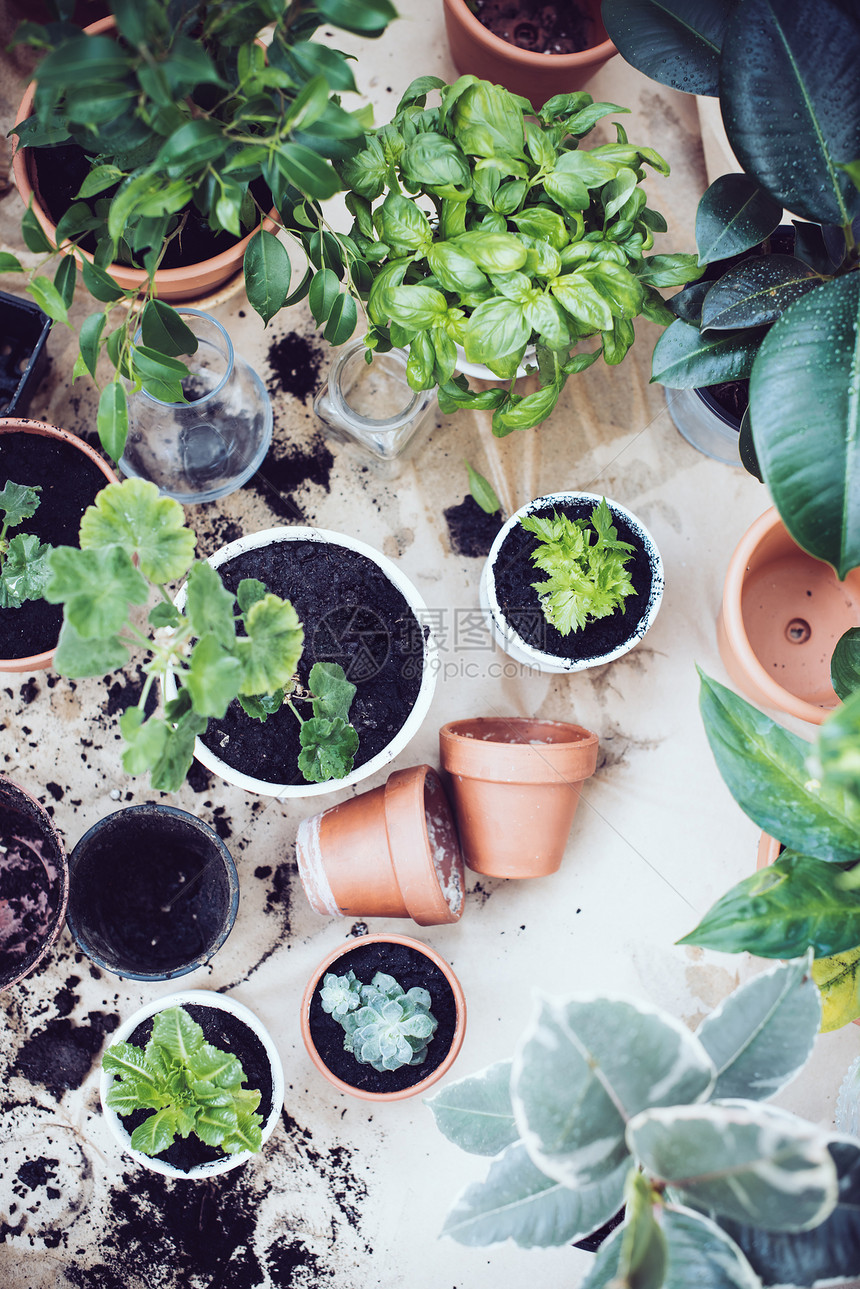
328 75 698 436
6 0 395 461
680 667 860 1033
602 0 860 579
428 957 860 1288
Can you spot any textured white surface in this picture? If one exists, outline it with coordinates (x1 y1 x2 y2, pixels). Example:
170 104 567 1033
1 4 858 1287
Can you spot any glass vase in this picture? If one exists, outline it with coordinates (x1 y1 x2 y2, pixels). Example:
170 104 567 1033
313 340 436 461
122 309 272 503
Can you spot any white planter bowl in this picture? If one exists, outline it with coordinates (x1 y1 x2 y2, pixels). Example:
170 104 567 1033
480 491 664 674
454 343 536 381
165 526 438 797
100 988 284 1180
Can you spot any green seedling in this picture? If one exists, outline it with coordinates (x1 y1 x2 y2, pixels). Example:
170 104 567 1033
520 497 635 635
321 970 438 1073
0 481 53 608
44 476 358 791
103 1005 264 1158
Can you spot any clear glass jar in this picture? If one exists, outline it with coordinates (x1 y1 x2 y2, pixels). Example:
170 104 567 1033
313 340 436 461
122 309 272 503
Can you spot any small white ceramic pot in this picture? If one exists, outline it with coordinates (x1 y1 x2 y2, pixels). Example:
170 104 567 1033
480 491 664 673
453 343 536 381
164 526 438 797
100 988 284 1180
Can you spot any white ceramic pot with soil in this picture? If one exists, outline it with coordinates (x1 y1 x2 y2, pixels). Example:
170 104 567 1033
480 491 664 673
100 989 284 1179
300 933 466 1102
66 804 239 981
0 775 69 989
0 418 118 673
164 527 438 797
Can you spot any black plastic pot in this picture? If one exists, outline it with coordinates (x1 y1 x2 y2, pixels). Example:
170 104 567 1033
0 291 52 417
66 804 239 981
0 775 69 989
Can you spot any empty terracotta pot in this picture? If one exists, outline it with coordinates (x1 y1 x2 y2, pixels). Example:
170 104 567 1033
295 765 465 926
718 507 860 725
442 0 617 106
439 717 599 878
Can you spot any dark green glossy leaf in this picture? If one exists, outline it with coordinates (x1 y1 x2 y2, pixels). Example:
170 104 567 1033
696 174 783 265
130 346 188 405
315 0 396 35
700 255 820 330
669 281 710 325
276 143 341 201
0 252 23 274
97 380 129 461
308 267 342 325
53 255 76 310
737 406 761 481
81 257 125 304
28 275 68 326
322 289 358 346
749 272 860 578
244 230 291 327
651 317 763 388
140 300 198 360
721 0 860 226
21 204 54 254
679 852 860 957
832 629 860 701
698 669 860 861
601 0 735 96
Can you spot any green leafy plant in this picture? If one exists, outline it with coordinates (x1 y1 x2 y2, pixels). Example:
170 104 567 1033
602 0 860 578
0 481 53 608
465 461 501 516
327 74 698 436
679 669 860 1030
321 969 438 1072
520 497 635 635
427 957 860 1287
43 476 358 791
6 0 396 460
103 1005 264 1157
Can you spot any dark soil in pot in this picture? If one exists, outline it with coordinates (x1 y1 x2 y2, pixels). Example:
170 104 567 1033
0 429 109 659
68 808 236 978
471 0 595 53
200 541 424 785
117 1002 275 1174
28 142 270 270
308 940 459 1094
0 781 66 987
492 499 656 663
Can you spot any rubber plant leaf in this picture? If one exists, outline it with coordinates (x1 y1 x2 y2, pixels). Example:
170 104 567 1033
426 1059 517 1156
831 628 860 701
695 173 782 265
600 0 736 97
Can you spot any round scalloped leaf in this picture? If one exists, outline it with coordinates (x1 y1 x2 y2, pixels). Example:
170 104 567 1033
79 478 195 584
235 594 303 695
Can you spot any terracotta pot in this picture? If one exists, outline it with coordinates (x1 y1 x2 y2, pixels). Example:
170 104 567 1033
66 804 240 981
442 0 616 106
296 764 465 926
717 507 860 725
12 18 276 304
300 932 466 1101
100 988 284 1179
481 491 664 674
439 716 599 877
0 417 118 673
756 830 782 871
164 526 438 798
0 775 69 989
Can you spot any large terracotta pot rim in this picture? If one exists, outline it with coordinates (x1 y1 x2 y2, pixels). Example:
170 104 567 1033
12 17 276 298
0 417 119 673
719 506 851 726
300 932 467 1102
440 716 599 785
442 0 616 69
383 765 465 925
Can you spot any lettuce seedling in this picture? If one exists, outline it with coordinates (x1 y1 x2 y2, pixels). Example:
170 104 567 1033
103 1005 264 1158
520 497 636 635
322 970 438 1073
44 477 359 790
0 481 53 609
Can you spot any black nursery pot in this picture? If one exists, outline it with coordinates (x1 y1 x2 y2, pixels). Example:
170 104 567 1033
0 776 69 989
0 291 52 417
66 804 239 981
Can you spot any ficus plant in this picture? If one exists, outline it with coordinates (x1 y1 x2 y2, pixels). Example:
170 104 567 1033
323 74 699 436
103 1005 265 1158
0 481 52 609
520 497 636 635
601 0 860 578
427 956 860 1288
5 0 396 461
42 477 359 792
680 668 860 1031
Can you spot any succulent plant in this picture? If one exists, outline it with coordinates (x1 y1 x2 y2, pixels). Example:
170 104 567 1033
325 970 438 1073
